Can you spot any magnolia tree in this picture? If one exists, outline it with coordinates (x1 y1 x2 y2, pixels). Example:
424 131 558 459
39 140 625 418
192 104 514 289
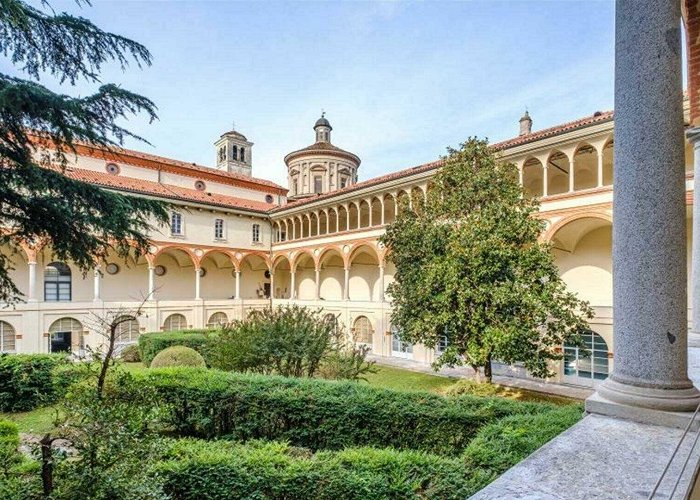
380 138 593 383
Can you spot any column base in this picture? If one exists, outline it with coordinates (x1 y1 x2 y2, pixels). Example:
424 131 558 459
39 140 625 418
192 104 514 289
586 377 700 429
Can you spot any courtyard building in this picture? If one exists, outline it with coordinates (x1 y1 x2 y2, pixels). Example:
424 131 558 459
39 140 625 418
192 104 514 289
2 106 696 390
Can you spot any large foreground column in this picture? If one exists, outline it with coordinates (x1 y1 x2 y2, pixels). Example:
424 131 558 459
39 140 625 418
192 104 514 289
593 0 700 413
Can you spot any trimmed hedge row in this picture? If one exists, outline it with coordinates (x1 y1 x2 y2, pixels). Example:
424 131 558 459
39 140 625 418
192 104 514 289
138 331 211 367
156 439 489 500
131 368 557 455
0 354 79 412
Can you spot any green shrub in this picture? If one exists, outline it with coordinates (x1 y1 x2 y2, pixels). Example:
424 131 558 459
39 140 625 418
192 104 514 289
317 346 376 381
119 344 141 363
138 331 210 367
155 439 490 499
130 368 556 455
208 306 338 377
151 346 206 369
463 404 583 476
0 419 40 499
0 354 73 412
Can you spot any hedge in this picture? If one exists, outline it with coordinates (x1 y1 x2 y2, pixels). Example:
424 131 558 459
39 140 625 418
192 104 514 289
0 419 40 499
0 354 78 412
138 331 211 367
155 439 490 500
130 368 557 455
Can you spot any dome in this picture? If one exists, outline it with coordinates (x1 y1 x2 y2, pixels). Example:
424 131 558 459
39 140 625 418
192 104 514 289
314 115 332 130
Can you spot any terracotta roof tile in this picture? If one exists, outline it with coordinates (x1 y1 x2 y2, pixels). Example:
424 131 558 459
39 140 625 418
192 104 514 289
62 166 275 213
284 141 360 163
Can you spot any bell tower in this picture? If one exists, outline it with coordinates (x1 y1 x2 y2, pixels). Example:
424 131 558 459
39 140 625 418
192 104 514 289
214 125 253 176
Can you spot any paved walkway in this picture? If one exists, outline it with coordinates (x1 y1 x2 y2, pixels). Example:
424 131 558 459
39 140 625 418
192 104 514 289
368 354 594 400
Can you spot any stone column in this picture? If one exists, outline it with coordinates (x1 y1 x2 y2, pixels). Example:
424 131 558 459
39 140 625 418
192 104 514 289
27 262 37 302
689 130 700 342
343 267 350 301
194 268 201 300
290 271 296 299
568 158 575 192
147 266 156 301
270 273 275 299
93 266 101 301
597 150 604 188
235 270 241 300
315 268 320 300
543 166 549 197
592 0 700 414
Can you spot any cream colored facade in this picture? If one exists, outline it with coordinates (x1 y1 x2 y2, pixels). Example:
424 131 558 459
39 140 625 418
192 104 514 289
1 111 694 388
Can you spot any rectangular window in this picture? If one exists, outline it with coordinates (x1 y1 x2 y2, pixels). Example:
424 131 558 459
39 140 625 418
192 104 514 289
436 330 449 354
252 223 260 243
171 212 183 235
340 177 347 189
214 218 224 240
314 176 323 194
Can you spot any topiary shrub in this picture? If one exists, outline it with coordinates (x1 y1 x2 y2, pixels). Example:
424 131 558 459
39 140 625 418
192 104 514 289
138 331 210 367
0 354 74 412
120 344 141 363
150 346 206 369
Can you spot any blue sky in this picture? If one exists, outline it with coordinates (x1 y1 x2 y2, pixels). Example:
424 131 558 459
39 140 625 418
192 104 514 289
12 1 616 186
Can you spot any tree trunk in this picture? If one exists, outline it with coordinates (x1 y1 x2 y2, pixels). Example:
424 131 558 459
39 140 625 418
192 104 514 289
40 434 53 497
484 354 493 384
97 324 117 398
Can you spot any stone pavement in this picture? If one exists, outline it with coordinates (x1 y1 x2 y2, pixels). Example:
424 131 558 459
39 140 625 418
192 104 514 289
368 354 594 400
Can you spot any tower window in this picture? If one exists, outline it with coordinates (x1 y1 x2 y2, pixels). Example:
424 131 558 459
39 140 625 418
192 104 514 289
218 146 226 164
171 212 183 235
314 176 323 194
240 147 245 162
252 223 260 243
340 177 347 189
232 145 238 161
214 218 224 240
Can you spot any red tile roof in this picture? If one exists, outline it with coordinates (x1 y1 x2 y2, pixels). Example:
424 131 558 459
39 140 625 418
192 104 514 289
284 141 361 164
62 166 275 213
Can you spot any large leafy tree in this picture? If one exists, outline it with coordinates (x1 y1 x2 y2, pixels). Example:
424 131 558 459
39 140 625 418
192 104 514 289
0 0 169 303
381 138 593 382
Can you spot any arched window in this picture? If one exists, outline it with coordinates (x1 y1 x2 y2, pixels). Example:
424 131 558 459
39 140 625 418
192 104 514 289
232 145 238 161
49 317 84 353
44 262 71 302
115 316 141 344
163 313 187 332
0 321 16 353
352 316 373 345
207 312 228 328
240 147 245 162
564 330 610 387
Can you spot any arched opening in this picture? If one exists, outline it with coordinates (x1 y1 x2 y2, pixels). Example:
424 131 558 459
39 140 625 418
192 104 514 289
359 200 371 228
550 215 612 308
0 321 16 353
348 203 359 230
522 157 544 198
207 312 229 328
309 212 319 237
318 248 344 301
163 313 188 331
319 211 328 235
546 151 570 195
293 217 302 240
411 186 426 214
152 248 196 300
200 251 236 300
370 198 383 227
294 252 316 300
301 214 310 239
49 317 84 354
101 247 149 302
348 245 380 301
328 208 338 233
115 315 141 346
396 190 410 213
272 255 292 299
352 315 374 348
564 330 610 387
338 205 349 232
239 254 270 299
602 139 613 186
573 143 598 191
0 246 29 299
44 262 71 302
382 194 396 225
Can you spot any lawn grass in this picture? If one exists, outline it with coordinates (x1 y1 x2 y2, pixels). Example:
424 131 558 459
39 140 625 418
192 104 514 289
362 365 458 393
0 405 61 434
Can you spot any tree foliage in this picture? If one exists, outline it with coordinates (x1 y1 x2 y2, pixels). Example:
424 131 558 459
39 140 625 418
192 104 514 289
0 0 169 303
380 138 593 381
